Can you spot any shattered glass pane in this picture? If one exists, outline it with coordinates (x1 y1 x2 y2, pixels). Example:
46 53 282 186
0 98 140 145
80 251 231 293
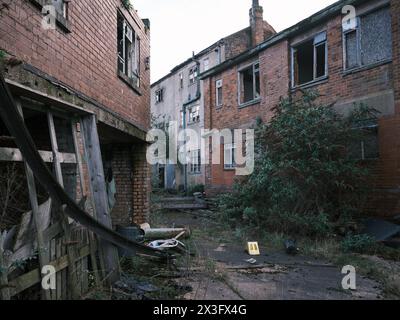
361 7 392 66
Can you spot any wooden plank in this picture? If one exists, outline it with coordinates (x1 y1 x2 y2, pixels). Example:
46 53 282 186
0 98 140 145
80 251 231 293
47 112 80 299
81 115 120 284
71 120 100 289
8 245 91 297
16 99 52 301
0 147 76 164
0 232 11 300
162 203 208 210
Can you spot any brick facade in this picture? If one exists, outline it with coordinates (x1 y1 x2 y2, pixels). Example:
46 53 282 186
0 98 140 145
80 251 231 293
0 0 152 225
203 0 400 216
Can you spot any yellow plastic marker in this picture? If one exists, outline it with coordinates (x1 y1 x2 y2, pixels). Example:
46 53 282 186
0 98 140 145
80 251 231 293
247 242 260 256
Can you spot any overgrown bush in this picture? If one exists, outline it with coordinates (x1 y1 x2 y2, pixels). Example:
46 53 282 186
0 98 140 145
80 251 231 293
341 234 376 253
218 91 377 237
188 184 205 195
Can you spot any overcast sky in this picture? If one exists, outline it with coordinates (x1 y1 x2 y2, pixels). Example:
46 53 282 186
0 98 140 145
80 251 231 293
133 0 338 82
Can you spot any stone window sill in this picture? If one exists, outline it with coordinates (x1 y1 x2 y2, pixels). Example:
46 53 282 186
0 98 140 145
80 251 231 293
238 98 261 109
342 59 392 77
291 76 329 91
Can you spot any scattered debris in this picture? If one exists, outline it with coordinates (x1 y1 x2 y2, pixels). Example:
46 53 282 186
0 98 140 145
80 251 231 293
284 239 299 255
142 226 191 240
214 244 227 252
245 258 257 265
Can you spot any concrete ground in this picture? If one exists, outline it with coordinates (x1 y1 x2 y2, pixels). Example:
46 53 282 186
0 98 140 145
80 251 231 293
153 210 383 300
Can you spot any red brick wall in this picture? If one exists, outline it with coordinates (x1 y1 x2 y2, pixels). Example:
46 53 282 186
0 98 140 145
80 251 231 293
131 143 150 225
204 40 289 192
0 0 151 130
204 1 400 216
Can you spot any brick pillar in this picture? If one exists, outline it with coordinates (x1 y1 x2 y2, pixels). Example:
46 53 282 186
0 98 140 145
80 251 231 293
132 143 150 224
392 0 400 113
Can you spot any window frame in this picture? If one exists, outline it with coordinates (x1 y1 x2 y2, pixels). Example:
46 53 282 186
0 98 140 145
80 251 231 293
203 58 210 72
189 66 198 86
117 10 141 92
187 105 200 124
155 88 164 104
224 142 237 170
237 61 261 107
291 31 328 88
189 149 201 174
342 6 392 72
216 79 223 107
31 0 70 32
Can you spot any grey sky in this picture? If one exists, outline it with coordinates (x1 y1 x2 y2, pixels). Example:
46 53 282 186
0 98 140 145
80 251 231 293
133 0 338 82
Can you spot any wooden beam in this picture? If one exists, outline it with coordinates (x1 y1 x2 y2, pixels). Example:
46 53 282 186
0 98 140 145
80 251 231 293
0 147 76 164
16 99 52 301
47 112 80 300
71 120 100 287
81 115 120 284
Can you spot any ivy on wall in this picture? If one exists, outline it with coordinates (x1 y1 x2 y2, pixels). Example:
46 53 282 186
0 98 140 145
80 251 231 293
121 0 133 10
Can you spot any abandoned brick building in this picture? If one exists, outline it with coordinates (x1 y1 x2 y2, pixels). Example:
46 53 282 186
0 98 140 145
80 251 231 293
150 0 275 191
0 0 152 228
201 0 400 216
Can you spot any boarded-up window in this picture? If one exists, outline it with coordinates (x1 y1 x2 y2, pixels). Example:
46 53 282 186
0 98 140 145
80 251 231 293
344 7 392 70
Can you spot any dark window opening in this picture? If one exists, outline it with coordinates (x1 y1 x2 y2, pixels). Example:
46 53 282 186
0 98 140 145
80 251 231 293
239 62 260 105
349 124 379 160
155 89 164 103
292 32 327 87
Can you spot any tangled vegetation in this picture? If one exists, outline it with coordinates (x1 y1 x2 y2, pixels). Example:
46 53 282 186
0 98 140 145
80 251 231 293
218 91 378 238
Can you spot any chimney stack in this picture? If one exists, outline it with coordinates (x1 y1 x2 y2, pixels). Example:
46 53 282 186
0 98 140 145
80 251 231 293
250 0 264 46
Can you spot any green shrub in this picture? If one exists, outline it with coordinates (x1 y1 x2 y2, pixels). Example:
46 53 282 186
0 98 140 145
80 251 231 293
188 184 205 195
218 91 377 238
341 234 376 253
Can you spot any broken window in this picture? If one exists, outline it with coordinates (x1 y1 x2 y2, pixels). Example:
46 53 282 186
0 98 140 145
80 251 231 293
216 79 223 107
350 123 379 160
189 66 198 85
292 32 327 87
117 11 140 87
224 142 237 170
155 88 164 103
51 0 68 19
190 149 201 174
239 62 260 105
343 7 392 70
188 105 200 124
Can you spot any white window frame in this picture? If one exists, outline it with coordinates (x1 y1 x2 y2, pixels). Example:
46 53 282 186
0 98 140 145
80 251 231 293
216 79 223 107
188 105 200 124
238 62 261 106
291 31 328 88
190 149 201 174
224 142 237 170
